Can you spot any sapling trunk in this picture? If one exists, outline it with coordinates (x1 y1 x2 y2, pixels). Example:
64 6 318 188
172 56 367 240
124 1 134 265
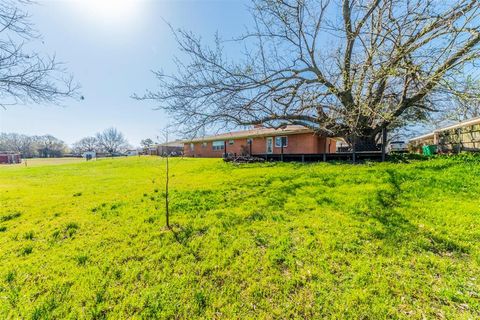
165 151 170 228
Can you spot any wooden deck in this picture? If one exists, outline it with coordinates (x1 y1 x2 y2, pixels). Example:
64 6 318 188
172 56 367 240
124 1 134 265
252 151 383 162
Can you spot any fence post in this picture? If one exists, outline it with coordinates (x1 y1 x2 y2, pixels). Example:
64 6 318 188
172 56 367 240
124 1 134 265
352 135 357 164
281 142 284 162
381 127 387 162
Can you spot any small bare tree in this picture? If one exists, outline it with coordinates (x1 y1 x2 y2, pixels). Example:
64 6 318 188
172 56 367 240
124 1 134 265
0 0 79 109
158 126 173 229
137 0 480 150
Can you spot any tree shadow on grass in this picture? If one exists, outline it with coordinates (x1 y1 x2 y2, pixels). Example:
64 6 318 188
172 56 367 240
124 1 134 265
169 224 202 261
414 161 456 172
353 169 469 255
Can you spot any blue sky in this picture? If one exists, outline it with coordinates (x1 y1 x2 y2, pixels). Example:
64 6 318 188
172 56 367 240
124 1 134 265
0 0 250 146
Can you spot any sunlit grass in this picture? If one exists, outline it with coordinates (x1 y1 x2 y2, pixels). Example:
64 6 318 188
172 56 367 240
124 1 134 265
1 156 479 318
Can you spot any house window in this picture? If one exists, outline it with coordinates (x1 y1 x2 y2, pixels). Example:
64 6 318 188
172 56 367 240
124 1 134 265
275 136 288 147
247 138 253 144
212 141 225 151
229 140 235 145
190 143 194 151
202 142 207 148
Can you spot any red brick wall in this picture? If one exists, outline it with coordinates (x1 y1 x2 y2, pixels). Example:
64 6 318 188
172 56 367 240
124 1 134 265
184 134 337 158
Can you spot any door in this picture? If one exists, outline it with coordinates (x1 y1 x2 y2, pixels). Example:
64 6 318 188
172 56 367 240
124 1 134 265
266 137 273 154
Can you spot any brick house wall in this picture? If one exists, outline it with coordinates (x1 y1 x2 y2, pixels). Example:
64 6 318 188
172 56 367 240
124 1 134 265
184 133 336 158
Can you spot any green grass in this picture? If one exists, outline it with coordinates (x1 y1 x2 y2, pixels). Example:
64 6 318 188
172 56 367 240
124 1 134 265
1 156 480 318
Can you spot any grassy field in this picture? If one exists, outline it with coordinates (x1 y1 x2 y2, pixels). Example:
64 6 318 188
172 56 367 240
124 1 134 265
1 156 480 319
7 157 88 167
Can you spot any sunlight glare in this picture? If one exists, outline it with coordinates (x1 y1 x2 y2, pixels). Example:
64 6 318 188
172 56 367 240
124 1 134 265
72 0 142 27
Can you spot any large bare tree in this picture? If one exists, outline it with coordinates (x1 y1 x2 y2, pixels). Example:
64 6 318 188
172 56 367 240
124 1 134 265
96 128 128 155
72 136 98 154
0 0 78 108
138 0 480 150
35 134 67 158
0 132 35 157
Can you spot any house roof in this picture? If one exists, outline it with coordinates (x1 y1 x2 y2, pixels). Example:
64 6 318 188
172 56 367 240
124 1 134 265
157 141 184 148
182 125 315 143
436 116 480 132
409 132 435 142
410 116 480 142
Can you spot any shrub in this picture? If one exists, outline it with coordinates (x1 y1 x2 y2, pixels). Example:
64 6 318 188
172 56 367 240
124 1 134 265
75 255 88 266
65 223 79 238
21 246 33 256
24 231 34 240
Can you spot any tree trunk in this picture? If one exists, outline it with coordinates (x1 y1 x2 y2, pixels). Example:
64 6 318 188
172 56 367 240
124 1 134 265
345 134 379 152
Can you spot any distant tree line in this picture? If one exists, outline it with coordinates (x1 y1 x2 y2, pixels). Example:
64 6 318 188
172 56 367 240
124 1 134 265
0 128 130 158
0 133 67 158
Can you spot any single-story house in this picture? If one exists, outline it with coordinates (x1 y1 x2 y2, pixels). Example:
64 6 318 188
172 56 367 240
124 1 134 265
183 125 338 158
410 117 480 153
0 152 21 164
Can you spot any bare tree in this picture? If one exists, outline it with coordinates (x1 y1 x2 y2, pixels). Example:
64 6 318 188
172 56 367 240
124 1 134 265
140 138 154 153
34 135 67 158
96 128 128 155
0 132 35 157
0 0 79 109
441 76 480 123
137 0 480 150
72 136 98 154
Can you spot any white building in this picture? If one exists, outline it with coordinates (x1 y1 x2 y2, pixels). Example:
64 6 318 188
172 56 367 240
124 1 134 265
82 151 96 160
126 150 140 156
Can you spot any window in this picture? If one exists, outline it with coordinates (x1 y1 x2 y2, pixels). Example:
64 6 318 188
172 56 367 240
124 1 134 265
212 141 225 151
202 142 207 148
190 143 194 151
247 138 253 144
229 140 235 145
275 136 288 148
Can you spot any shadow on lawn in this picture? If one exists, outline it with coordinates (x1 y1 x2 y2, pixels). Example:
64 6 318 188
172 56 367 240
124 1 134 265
356 169 469 255
170 224 202 261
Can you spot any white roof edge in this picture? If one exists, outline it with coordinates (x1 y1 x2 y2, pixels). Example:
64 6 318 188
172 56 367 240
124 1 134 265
410 117 480 142
435 116 480 132
409 133 435 142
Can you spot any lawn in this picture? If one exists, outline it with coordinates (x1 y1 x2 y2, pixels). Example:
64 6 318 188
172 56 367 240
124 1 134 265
1 156 480 319
9 157 88 167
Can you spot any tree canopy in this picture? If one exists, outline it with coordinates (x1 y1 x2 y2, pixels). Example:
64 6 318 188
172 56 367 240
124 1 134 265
139 0 480 149
0 0 79 108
